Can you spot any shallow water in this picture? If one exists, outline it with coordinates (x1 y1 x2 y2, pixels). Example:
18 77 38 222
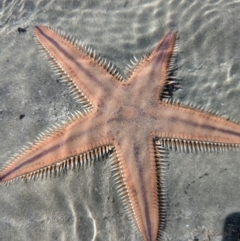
0 0 240 240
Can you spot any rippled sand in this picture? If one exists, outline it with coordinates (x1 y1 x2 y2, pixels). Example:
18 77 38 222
1 0 240 240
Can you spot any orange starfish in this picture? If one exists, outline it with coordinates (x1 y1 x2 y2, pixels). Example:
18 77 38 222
1 26 240 241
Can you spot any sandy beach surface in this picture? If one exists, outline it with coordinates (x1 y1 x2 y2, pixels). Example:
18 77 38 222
0 0 240 240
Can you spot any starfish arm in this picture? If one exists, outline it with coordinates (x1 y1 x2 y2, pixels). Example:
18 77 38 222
153 102 240 149
112 135 161 241
127 32 177 103
0 114 114 183
34 26 121 108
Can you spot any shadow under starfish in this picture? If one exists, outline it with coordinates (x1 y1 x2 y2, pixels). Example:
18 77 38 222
1 26 240 241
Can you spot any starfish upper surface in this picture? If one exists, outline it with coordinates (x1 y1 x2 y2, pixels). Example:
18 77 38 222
1 26 240 241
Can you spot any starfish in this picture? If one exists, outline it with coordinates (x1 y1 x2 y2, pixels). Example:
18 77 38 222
1 26 240 241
